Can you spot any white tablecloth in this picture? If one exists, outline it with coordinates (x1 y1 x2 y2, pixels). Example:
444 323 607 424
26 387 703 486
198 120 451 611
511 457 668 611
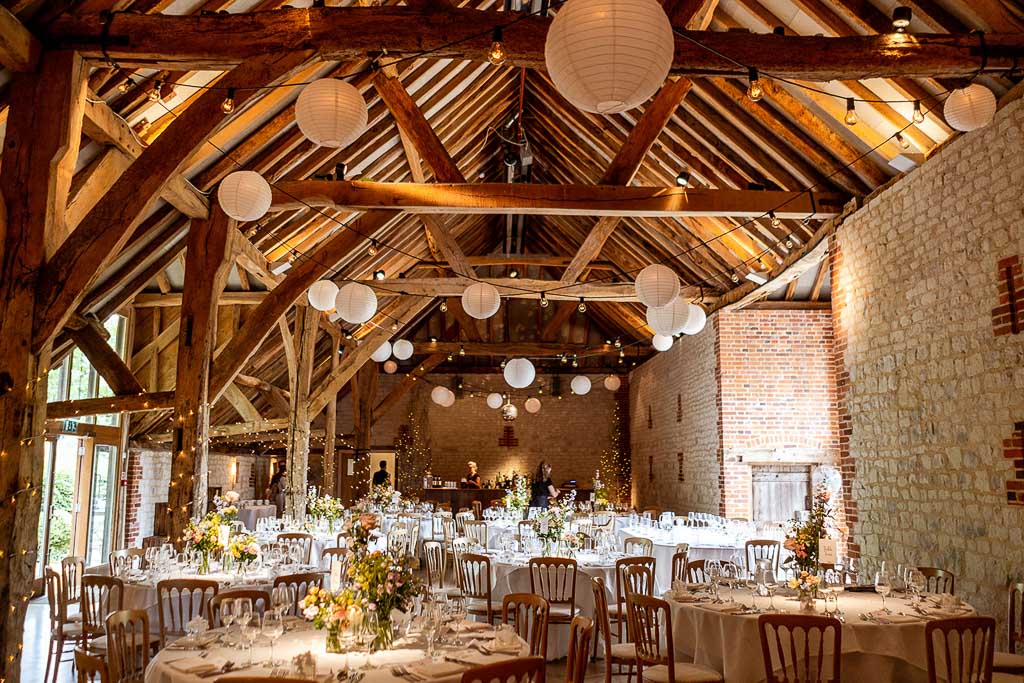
237 505 278 531
616 526 747 591
669 587 976 682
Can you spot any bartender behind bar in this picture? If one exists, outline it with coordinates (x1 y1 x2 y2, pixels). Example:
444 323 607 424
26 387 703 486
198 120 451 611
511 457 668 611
461 461 482 488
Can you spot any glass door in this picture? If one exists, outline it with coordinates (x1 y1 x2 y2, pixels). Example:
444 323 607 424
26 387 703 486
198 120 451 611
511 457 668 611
36 435 80 574
85 444 117 567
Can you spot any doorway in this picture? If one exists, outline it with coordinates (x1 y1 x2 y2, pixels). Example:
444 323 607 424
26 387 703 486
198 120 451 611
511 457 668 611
751 464 811 524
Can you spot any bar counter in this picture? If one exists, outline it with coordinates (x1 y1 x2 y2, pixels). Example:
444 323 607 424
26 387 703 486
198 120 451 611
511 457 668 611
420 487 506 510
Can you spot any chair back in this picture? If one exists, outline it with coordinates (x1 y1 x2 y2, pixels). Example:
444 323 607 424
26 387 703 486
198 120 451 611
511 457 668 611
207 589 270 628
273 572 324 616
919 566 956 595
141 536 166 549
432 514 446 537
399 515 420 557
757 613 842 683
615 556 656 613
472 500 483 520
109 549 146 575
626 593 672 676
455 511 475 534
451 537 470 584
686 559 709 584
458 553 493 604
460 656 545 683
106 609 151 683
82 575 125 640
62 555 86 604
424 540 446 590
622 564 655 599
641 508 660 519
518 520 537 541
465 521 489 548
156 579 219 647
502 593 549 659
591 577 616 672
277 532 314 564
671 552 689 584
336 532 347 549
746 540 781 572
567 616 594 683
925 616 996 683
529 557 578 610
387 524 410 559
75 647 109 683
45 567 67 629
623 537 653 557
1007 582 1024 655
321 547 349 576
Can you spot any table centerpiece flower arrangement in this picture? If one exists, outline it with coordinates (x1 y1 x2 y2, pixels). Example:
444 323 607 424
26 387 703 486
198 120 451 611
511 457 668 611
300 585 354 654
183 511 224 574
788 570 823 611
344 550 421 651
341 513 380 559
783 485 834 574
535 489 577 556
593 471 611 510
226 533 261 577
501 476 531 518
214 490 240 523
307 486 344 531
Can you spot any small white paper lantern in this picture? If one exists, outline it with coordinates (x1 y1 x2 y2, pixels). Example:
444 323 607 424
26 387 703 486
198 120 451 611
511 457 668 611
295 78 368 148
307 280 339 311
486 392 504 410
646 298 690 336
544 0 674 114
652 333 673 351
944 84 997 132
525 397 542 414
635 264 680 309
571 375 592 395
431 385 451 406
461 282 501 320
603 375 622 392
392 339 414 360
334 283 377 324
441 389 456 408
383 360 398 374
503 358 536 389
680 304 708 335
370 341 392 363
217 171 272 222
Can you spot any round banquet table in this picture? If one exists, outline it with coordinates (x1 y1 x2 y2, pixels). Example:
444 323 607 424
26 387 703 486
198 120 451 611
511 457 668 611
145 619 529 683
237 504 278 531
669 587 977 682
616 526 747 592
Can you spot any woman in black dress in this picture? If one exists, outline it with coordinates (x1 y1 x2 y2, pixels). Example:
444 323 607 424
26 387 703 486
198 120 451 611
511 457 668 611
529 461 560 508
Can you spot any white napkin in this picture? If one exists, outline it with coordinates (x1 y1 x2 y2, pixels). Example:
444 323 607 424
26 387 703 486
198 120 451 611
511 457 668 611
408 661 466 680
699 602 746 614
167 657 217 674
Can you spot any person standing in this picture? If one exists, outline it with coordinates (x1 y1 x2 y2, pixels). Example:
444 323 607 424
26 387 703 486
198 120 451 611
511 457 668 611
268 462 287 515
372 460 391 487
462 461 482 489
529 461 560 508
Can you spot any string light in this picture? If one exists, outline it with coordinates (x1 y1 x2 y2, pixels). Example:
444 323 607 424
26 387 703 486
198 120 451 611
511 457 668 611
439 301 448 313
746 67 763 102
895 132 911 149
117 76 135 94
769 211 781 228
540 294 549 308
367 240 378 257
488 27 507 66
578 298 587 313
844 98 858 126
458 345 466 356
892 6 912 32
913 100 925 123
148 79 163 102
221 88 236 114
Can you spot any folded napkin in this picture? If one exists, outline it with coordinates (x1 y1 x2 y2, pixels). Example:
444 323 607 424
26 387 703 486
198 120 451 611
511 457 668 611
699 602 746 614
665 592 703 603
167 657 218 674
409 661 466 680
479 641 521 655
458 620 492 632
923 607 970 619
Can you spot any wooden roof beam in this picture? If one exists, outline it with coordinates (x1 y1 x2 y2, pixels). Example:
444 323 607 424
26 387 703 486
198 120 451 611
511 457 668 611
0 5 39 71
366 276 701 303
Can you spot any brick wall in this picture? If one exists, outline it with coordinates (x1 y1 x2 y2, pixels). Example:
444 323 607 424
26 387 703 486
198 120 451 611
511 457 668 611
831 96 1024 620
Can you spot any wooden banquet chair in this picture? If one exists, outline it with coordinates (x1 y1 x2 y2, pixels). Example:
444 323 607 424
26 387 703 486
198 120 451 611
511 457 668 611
518 520 538 542
685 559 710 584
995 582 1024 674
592 577 637 683
472 500 483 520
530 557 580 627
277 532 314 564
460 656 546 683
745 540 781 572
924 616 996 683
75 647 109 683
424 540 457 596
502 592 550 659
612 556 656 642
757 613 842 683
567 616 594 683
321 547 348 575
207 589 270 628
919 566 956 595
80 575 125 654
398 514 421 562
273 572 323 616
626 593 723 683
108 548 146 575
455 510 475 534
465 520 489 548
387 523 410 558
45 567 86 683
458 552 495 623
623 537 654 557
105 609 151 683
61 555 86 616
156 578 219 648
671 552 689 585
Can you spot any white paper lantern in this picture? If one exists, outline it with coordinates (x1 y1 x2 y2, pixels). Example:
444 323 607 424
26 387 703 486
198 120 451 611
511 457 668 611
334 283 377 324
370 341 392 363
486 392 504 410
545 0 674 114
635 264 680 309
571 375 592 395
944 84 996 132
307 280 339 311
383 360 398 374
295 78 368 148
646 298 690 336
680 304 708 335
431 385 451 406
392 339 414 360
603 375 622 392
525 397 542 414
503 358 536 389
441 389 456 408
217 171 272 222
652 333 673 351
461 282 501 320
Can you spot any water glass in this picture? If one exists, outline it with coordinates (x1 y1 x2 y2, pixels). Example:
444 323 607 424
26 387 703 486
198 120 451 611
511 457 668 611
874 572 893 610
263 609 284 665
221 597 236 638
242 615 260 665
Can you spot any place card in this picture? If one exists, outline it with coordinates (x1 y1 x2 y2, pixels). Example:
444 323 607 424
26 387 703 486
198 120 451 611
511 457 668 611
819 538 838 565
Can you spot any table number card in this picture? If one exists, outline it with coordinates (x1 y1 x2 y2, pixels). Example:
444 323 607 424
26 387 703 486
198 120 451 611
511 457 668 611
819 538 838 565
330 560 343 592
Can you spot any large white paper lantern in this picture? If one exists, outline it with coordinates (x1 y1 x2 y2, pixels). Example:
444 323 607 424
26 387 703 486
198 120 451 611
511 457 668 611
392 339 414 360
944 84 996 132
571 375 592 395
646 298 690 336
486 392 504 409
462 282 501 320
295 78 368 148
431 385 451 406
383 360 398 374
544 0 674 114
603 375 622 391
334 283 377 324
503 358 536 389
307 280 339 311
217 171 272 222
442 390 456 408
370 341 392 363
525 397 542 414
635 264 680 309
652 334 673 351
680 304 707 335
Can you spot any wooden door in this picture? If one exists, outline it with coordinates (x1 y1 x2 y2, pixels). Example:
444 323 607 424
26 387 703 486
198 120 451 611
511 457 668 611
751 465 811 523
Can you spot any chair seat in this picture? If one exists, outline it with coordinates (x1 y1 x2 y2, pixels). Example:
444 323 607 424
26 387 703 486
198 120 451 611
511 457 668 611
607 603 625 616
642 663 723 683
993 673 1024 683
466 598 492 613
610 642 637 661
995 651 1024 674
52 622 85 639
548 605 581 623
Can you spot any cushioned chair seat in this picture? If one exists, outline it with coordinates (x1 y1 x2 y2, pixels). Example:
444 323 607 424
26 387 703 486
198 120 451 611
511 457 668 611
610 642 637 660
53 622 85 638
548 605 582 622
642 663 723 683
995 651 1024 673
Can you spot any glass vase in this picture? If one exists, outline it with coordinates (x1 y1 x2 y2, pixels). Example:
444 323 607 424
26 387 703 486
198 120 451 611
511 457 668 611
799 590 816 612
370 619 394 652
197 551 210 575
325 629 343 654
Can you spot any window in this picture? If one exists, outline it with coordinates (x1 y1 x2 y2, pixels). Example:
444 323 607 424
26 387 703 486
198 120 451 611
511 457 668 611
46 315 126 426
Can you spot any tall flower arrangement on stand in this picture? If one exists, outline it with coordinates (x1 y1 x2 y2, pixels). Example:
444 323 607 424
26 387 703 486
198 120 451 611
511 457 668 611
783 485 834 573
341 513 380 560
502 477 531 517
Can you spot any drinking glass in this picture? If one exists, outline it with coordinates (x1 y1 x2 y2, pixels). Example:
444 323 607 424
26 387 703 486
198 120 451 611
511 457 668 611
908 569 926 602
823 591 838 617
221 597 236 640
762 571 778 610
745 571 759 610
874 572 893 611
242 614 260 665
450 596 467 645
362 610 379 668
263 609 284 665
706 560 722 601
235 598 253 651
271 585 292 616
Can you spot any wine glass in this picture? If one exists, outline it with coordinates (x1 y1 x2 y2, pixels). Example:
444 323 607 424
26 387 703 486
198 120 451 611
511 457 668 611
706 560 722 601
823 590 838 617
235 598 253 651
242 613 260 665
362 610 379 668
271 585 292 616
450 595 467 645
908 569 926 602
744 570 759 611
875 571 893 611
762 570 778 611
263 609 284 665
220 598 236 641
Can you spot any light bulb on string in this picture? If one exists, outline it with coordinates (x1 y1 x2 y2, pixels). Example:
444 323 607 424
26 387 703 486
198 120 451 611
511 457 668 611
746 67 763 102
488 27 507 66
913 100 925 123
118 77 135 94
221 88 235 114
844 98 858 126
578 298 587 313
540 294 549 308
769 211 781 228
440 301 448 313
367 240 378 257
895 132 910 149
459 345 466 357
148 80 163 102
